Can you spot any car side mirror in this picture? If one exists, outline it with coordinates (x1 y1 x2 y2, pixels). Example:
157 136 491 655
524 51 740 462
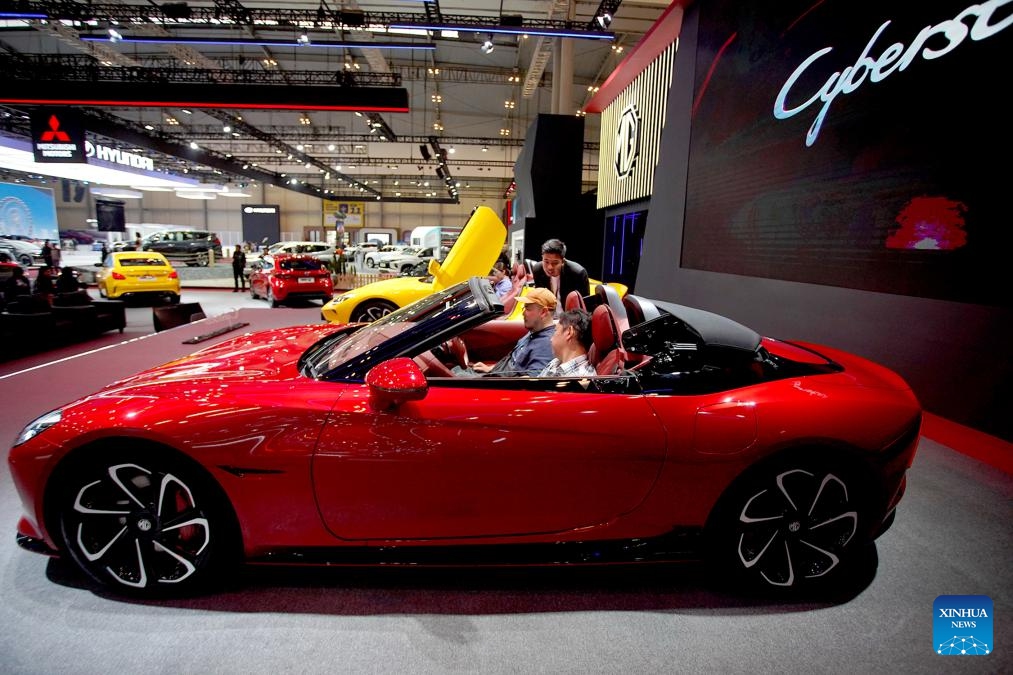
365 357 429 411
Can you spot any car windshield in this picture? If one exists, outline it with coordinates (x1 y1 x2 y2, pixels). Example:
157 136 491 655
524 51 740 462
301 279 491 379
280 258 324 271
119 257 168 267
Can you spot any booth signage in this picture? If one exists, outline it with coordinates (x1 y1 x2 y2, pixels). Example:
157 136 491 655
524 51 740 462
30 107 87 163
85 141 155 171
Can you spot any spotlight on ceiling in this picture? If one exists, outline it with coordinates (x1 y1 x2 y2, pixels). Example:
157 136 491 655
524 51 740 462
108 28 123 43
480 36 494 54
596 13 612 29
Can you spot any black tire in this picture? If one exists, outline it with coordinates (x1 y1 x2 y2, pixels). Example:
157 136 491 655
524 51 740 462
706 454 869 594
267 286 280 308
19 254 32 266
351 300 397 323
250 285 258 300
54 446 239 597
165 293 180 304
196 252 209 267
365 257 376 268
98 283 108 298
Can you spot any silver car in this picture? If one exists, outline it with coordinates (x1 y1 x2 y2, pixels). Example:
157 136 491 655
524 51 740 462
0 238 44 267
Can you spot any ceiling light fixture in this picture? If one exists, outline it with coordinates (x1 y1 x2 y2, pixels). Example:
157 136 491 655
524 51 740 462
480 36 495 54
82 35 435 50
388 23 613 41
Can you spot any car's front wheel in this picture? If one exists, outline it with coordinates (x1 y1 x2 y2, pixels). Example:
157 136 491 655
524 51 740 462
351 300 397 323
55 446 239 596
707 455 869 594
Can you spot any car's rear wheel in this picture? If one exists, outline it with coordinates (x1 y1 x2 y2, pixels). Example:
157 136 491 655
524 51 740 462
706 454 870 594
351 300 397 323
54 446 239 597
18 254 32 266
267 286 280 308
196 252 209 267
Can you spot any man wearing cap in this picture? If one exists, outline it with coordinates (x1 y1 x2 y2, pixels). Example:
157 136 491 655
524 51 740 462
466 287 556 376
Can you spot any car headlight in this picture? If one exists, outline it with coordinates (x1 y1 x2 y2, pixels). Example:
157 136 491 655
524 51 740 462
14 409 63 446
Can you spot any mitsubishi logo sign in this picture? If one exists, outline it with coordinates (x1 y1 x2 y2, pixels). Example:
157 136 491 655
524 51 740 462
30 107 86 163
615 103 641 178
39 115 71 141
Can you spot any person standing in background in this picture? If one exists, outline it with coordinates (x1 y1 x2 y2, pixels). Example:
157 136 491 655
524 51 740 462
232 246 247 292
41 240 53 267
50 242 61 270
134 232 142 251
531 238 590 313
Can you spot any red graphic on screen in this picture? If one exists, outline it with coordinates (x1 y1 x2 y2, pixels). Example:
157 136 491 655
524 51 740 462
39 115 70 141
886 196 968 251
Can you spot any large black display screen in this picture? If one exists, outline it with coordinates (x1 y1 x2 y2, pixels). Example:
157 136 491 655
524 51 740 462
682 0 1012 306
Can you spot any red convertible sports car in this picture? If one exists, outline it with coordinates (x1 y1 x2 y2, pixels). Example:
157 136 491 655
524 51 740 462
8 277 921 597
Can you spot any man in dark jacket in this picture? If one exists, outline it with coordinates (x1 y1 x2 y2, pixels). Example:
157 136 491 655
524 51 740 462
531 238 590 312
232 246 247 292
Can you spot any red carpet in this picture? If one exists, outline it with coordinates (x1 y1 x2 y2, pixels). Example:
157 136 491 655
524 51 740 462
921 412 1013 475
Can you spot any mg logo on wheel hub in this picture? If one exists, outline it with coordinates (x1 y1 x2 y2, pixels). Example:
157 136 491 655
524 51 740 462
136 518 153 532
788 520 801 533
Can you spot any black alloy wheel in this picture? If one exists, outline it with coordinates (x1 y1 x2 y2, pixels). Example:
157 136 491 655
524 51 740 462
708 457 868 593
350 300 398 323
56 449 237 596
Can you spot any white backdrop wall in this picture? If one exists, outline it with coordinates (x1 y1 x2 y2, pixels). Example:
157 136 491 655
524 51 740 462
44 178 502 247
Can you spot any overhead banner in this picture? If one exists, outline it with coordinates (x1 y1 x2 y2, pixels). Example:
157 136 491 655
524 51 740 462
323 200 365 229
29 107 87 163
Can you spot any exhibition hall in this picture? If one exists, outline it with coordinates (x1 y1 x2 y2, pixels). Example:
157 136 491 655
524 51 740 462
0 1 1010 673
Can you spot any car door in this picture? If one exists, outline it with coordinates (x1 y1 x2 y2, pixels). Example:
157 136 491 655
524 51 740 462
312 379 668 540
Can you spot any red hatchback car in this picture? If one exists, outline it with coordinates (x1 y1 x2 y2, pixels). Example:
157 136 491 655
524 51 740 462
249 253 333 307
8 277 922 599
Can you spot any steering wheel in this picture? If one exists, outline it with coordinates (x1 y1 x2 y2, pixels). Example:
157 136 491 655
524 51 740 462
434 337 469 369
414 350 455 377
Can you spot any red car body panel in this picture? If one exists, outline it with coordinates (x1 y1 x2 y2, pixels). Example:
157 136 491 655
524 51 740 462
10 325 920 558
7 278 922 595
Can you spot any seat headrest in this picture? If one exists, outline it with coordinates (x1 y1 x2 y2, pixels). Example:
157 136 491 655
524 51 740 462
564 290 585 311
591 304 619 354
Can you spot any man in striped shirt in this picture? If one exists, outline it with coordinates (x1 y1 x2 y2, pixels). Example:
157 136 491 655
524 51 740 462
540 308 596 377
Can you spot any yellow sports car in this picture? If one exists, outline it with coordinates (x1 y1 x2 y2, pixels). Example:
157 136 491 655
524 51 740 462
96 251 181 303
321 206 506 323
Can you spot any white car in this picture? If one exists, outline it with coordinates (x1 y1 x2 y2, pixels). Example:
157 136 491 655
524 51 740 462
265 241 337 262
377 246 443 274
362 244 410 269
0 238 44 267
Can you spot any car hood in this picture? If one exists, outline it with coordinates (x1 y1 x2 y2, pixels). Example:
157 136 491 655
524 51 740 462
98 324 345 394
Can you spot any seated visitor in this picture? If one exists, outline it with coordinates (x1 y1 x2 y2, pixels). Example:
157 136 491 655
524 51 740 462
488 261 512 300
33 265 57 296
458 287 557 377
539 308 595 377
55 266 82 294
3 265 31 302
